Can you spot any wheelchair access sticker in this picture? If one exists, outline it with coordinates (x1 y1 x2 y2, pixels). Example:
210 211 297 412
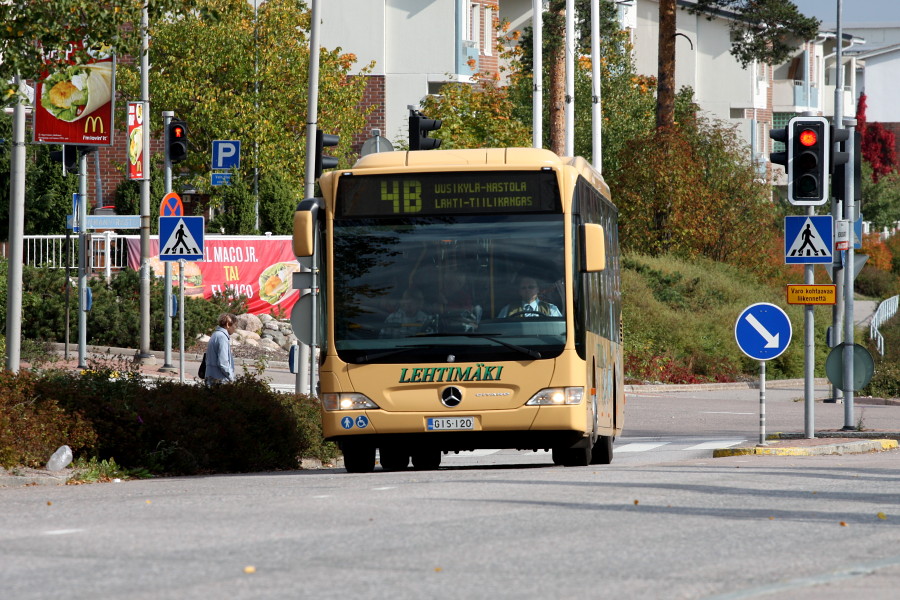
340 415 370 430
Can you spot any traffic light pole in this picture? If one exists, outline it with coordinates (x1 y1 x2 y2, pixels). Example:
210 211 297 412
842 120 857 429
77 151 89 369
137 4 155 365
161 111 176 373
299 0 323 397
5 75 26 372
803 206 815 438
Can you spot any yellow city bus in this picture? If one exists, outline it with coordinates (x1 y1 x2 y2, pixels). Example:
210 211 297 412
293 147 623 472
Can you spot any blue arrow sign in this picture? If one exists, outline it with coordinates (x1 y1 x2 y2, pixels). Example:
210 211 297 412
735 303 792 361
159 216 205 261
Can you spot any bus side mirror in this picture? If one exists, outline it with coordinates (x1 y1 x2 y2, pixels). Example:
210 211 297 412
293 198 322 257
581 223 606 272
293 211 314 257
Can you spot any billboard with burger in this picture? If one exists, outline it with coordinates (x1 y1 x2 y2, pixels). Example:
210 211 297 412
127 236 302 315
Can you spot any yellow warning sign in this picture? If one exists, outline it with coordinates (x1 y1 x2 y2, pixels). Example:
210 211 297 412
786 284 836 305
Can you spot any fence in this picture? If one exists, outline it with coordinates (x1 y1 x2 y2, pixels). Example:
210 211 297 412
869 295 899 356
5 234 131 281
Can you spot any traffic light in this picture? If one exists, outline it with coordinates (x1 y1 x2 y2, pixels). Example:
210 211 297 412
50 145 95 174
167 120 188 163
832 129 861 208
768 125 788 169
314 130 339 179
409 108 442 150
830 126 850 174
788 116 829 205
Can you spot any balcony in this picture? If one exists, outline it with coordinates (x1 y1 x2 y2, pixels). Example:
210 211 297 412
772 80 819 112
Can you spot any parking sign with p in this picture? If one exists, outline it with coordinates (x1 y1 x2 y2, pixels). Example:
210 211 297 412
212 140 241 170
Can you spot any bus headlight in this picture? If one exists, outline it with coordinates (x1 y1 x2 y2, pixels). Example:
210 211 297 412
321 393 380 411
525 387 583 406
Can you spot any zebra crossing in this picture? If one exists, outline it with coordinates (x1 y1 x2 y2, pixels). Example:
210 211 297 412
435 438 748 465
615 438 746 453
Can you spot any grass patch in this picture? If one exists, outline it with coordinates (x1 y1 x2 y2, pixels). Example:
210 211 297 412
623 253 833 383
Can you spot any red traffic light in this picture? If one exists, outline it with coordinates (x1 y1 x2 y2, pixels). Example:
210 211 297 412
798 128 817 147
172 125 185 139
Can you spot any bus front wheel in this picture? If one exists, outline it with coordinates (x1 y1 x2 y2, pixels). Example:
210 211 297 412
411 449 442 470
552 443 592 467
590 435 613 465
379 446 410 471
342 441 376 473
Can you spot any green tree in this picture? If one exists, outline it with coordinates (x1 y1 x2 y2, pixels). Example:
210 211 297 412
689 1 821 67
610 97 777 273
0 0 198 92
0 117 78 237
658 1 819 128
419 77 530 149
861 164 900 231
114 0 374 231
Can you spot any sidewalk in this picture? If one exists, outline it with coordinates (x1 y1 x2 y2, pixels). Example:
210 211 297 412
38 343 299 390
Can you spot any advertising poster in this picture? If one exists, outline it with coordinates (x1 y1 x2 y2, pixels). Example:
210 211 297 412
127 101 146 179
125 236 304 316
34 43 115 146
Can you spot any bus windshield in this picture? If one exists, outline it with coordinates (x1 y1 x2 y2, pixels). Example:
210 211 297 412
332 214 567 364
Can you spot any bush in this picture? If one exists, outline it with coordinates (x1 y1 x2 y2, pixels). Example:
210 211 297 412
21 364 338 474
863 312 900 399
855 265 900 299
10 262 245 351
0 370 97 469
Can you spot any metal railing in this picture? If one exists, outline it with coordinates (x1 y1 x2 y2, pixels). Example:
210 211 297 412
7 234 131 281
869 295 899 356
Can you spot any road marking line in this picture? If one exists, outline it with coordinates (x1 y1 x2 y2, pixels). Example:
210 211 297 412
615 442 669 453
701 411 754 415
42 529 84 536
684 440 746 451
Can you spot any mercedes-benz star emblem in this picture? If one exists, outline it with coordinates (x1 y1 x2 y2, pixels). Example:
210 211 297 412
440 386 463 407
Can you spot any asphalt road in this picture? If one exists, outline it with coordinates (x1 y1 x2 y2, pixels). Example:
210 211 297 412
3 384 898 600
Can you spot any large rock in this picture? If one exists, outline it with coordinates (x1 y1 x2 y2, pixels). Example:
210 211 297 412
236 313 263 333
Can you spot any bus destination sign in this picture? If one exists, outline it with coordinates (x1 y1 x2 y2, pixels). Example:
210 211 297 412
336 171 561 217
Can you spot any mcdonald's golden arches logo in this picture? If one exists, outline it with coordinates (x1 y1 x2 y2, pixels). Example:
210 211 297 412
85 116 105 134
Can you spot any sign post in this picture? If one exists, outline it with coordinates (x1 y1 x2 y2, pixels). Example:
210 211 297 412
159 215 204 381
159 188 184 373
735 303 793 445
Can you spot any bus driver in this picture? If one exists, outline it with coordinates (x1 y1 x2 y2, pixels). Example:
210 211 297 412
497 274 562 318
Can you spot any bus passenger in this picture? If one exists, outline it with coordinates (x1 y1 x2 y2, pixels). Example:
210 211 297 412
440 269 481 331
497 274 562 318
380 289 433 338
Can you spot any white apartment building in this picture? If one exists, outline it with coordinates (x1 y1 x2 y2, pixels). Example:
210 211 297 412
319 0 500 148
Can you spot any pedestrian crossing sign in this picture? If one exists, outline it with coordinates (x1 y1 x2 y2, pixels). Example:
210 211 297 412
784 215 833 264
159 216 205 261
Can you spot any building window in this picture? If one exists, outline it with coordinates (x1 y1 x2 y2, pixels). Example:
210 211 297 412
772 113 793 152
469 2 481 49
484 7 492 55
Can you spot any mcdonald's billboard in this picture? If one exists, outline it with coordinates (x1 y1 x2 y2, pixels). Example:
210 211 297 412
34 43 115 146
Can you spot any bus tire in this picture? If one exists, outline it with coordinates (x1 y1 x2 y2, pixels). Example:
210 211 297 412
552 443 592 467
411 449 442 470
590 435 613 465
343 442 376 473
379 447 410 471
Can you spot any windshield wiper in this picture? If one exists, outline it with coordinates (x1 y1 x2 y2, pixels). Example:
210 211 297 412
354 346 424 363
414 332 542 359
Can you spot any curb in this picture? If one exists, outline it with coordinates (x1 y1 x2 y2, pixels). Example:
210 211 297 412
713 439 899 457
46 343 290 370
770 431 900 441
625 378 828 393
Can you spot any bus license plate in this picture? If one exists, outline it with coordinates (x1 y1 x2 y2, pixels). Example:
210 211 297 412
427 416 475 431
